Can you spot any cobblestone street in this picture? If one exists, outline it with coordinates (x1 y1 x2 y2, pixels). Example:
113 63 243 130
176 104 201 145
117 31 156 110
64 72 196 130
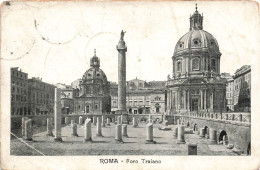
11 123 237 156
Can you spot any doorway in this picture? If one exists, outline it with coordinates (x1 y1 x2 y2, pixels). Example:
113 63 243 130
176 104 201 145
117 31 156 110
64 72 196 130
191 98 198 111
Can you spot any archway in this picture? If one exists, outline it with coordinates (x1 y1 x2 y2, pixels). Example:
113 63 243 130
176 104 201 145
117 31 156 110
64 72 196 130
187 121 190 128
193 124 198 131
204 126 209 135
219 130 227 143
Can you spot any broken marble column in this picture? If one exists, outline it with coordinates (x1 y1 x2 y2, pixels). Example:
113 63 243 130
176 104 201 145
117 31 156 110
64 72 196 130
209 128 217 144
54 88 62 142
102 116 106 127
22 117 28 136
79 116 83 125
132 117 137 127
93 116 97 126
117 116 121 124
120 115 123 124
177 125 186 144
115 124 123 142
173 127 178 139
223 135 229 145
65 117 69 125
146 123 155 144
96 117 102 136
71 119 74 126
149 115 152 123
84 119 92 142
71 123 78 136
24 119 33 141
46 118 54 136
199 128 205 138
122 124 128 137
107 118 111 126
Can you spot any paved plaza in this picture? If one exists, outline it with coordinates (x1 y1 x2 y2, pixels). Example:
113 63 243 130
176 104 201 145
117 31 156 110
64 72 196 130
11 122 237 156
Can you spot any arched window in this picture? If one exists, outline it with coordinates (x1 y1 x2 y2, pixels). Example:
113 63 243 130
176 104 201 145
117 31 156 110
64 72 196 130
192 58 200 71
95 104 98 110
211 59 216 71
177 61 182 72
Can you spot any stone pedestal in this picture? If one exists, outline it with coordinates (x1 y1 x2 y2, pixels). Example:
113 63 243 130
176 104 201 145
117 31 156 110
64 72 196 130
79 116 83 125
188 144 197 155
24 119 33 141
96 117 102 136
46 118 54 136
209 128 217 144
102 116 106 127
22 117 28 136
145 123 156 144
107 118 111 126
54 88 62 142
72 123 78 136
177 125 186 144
84 119 92 142
65 117 69 125
93 116 97 126
132 117 137 127
115 124 123 143
122 124 128 137
173 127 178 139
199 128 205 138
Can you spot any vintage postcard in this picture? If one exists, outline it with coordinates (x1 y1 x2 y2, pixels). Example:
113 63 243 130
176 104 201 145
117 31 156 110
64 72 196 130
1 1 259 169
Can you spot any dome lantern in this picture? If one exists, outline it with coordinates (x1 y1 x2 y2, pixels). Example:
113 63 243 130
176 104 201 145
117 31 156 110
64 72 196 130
189 4 203 31
90 49 100 68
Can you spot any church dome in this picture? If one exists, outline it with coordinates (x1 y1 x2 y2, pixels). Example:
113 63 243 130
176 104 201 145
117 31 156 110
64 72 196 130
81 49 108 84
174 30 220 55
170 4 222 80
82 67 108 83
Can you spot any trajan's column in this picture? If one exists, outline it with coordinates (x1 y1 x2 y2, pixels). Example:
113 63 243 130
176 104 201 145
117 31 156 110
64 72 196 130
116 30 127 123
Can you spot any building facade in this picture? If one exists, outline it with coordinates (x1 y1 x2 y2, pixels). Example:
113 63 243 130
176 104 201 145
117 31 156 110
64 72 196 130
226 78 235 111
28 77 55 116
74 50 111 115
233 65 251 112
166 7 226 114
11 67 29 116
110 79 166 114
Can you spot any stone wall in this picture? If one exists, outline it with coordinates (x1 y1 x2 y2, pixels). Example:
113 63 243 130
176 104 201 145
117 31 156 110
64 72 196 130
177 115 250 154
11 115 52 130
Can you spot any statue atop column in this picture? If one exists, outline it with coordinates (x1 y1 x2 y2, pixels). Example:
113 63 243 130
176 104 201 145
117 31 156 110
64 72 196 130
120 30 126 40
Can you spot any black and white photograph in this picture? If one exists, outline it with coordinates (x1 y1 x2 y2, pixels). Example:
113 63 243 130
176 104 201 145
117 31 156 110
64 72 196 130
1 1 259 169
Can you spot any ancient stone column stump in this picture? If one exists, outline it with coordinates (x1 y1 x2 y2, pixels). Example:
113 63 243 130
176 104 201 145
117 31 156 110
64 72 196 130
176 125 186 144
84 119 92 143
145 123 156 144
115 124 124 143
71 123 78 137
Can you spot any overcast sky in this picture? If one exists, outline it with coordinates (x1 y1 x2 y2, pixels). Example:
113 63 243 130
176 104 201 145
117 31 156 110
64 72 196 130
1 1 257 85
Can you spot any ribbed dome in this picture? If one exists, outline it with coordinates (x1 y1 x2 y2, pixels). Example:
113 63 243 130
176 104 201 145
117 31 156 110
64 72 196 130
174 30 220 55
82 67 108 84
